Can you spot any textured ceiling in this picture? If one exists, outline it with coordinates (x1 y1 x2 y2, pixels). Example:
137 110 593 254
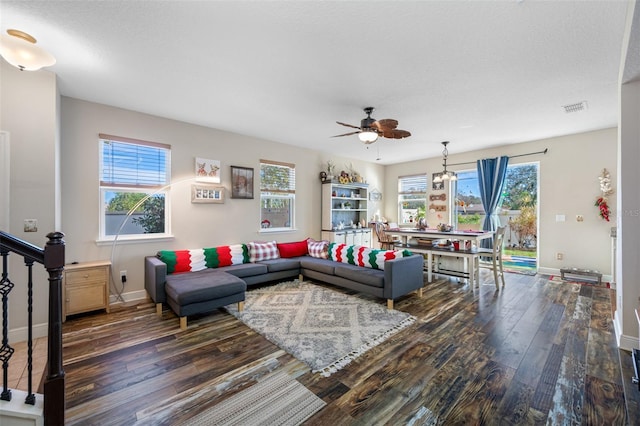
0 1 631 164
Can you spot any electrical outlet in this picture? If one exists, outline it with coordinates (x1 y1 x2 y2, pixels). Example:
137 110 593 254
120 270 127 277
556 253 564 260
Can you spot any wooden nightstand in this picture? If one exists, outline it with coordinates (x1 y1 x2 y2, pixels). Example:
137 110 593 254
63 260 111 321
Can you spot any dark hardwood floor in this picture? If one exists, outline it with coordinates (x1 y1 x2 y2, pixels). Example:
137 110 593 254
60 271 635 425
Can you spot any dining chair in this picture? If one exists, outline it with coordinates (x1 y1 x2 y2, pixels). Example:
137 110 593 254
375 222 397 250
477 226 506 289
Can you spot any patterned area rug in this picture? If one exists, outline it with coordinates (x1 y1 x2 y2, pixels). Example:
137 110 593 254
185 372 326 426
226 280 416 377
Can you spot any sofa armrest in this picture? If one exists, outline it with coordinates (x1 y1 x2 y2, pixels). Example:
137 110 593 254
145 255 167 303
383 254 424 300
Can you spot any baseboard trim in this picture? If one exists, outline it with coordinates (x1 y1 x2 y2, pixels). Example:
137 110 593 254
109 289 148 305
9 323 48 344
9 290 149 344
615 310 639 351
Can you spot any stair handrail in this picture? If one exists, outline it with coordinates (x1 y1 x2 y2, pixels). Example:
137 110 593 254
0 230 65 426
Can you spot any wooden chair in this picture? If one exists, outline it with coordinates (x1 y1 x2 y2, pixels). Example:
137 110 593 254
375 222 397 250
477 226 506 289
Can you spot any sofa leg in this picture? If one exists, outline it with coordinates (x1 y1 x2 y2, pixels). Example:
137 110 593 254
238 301 245 312
180 316 187 330
298 273 303 281
156 303 163 317
387 299 394 310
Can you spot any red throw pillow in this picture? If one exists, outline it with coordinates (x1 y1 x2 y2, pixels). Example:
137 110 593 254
277 240 309 258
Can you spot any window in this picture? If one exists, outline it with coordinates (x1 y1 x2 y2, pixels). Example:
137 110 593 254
454 169 484 230
99 134 171 240
398 174 427 224
260 159 295 231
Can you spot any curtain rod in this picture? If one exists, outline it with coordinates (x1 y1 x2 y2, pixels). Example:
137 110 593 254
448 148 548 167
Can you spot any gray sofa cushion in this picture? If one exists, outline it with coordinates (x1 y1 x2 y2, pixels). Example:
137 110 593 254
219 263 268 278
166 271 246 306
299 257 335 275
334 264 385 288
258 258 301 273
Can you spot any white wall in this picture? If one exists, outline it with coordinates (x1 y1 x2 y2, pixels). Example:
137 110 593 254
0 61 59 335
384 128 618 276
60 97 385 304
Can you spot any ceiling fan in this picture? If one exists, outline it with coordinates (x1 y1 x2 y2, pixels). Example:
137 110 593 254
332 107 411 145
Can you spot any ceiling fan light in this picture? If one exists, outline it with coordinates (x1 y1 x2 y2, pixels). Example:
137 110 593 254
358 130 378 144
0 29 56 71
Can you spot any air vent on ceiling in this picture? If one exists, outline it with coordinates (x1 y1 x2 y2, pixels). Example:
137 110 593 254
562 101 588 113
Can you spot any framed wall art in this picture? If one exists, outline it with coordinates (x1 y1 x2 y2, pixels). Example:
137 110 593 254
432 173 444 190
192 184 224 203
369 190 382 201
195 157 221 183
231 166 254 199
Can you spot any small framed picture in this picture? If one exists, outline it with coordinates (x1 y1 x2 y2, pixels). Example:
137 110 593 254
432 173 444 190
195 158 221 183
369 190 382 201
231 166 254 199
192 184 224 203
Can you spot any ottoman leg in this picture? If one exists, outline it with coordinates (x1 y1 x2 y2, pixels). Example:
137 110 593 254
238 301 245 312
156 303 163 317
180 316 187 330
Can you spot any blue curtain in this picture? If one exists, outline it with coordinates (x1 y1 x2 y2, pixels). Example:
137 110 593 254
477 156 509 249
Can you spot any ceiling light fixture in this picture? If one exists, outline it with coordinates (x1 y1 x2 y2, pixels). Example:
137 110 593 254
433 141 457 183
358 129 379 144
0 29 56 71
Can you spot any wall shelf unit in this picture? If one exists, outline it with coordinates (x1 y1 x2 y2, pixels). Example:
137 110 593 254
321 181 371 246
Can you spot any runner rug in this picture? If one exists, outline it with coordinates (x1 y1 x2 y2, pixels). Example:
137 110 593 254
185 372 325 426
226 280 416 377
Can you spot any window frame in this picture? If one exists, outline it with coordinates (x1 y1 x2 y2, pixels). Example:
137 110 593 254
398 174 428 225
259 159 296 233
98 134 172 242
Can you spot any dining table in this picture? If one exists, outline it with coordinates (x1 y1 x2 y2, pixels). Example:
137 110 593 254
384 228 494 286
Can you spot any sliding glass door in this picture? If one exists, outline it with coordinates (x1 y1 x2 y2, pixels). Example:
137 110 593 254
454 162 539 273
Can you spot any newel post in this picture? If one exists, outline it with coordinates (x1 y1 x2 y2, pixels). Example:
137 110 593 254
43 231 65 426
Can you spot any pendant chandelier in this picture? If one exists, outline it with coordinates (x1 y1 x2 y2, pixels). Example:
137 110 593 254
433 141 457 183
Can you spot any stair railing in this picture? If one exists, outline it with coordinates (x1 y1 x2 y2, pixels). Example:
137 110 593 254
0 230 65 426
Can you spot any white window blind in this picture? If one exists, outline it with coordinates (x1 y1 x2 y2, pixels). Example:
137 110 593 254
100 134 170 188
399 174 427 194
260 159 296 194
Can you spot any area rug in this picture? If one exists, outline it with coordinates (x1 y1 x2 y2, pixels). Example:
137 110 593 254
226 280 416 377
185 372 326 426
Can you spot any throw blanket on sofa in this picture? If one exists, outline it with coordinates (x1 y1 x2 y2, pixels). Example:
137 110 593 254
328 243 412 270
158 244 250 274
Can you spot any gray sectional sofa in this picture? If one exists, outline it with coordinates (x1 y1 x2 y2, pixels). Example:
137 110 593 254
145 244 424 329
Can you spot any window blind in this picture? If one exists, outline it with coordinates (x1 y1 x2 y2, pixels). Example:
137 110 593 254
398 174 427 194
99 134 170 188
260 159 296 194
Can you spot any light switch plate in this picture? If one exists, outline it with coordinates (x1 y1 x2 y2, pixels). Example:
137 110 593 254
555 214 565 222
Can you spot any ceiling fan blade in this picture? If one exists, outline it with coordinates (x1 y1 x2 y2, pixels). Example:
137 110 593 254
336 121 362 130
382 129 411 139
372 119 398 131
331 131 361 138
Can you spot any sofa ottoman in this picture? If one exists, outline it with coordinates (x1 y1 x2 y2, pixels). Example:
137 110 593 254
165 270 246 330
